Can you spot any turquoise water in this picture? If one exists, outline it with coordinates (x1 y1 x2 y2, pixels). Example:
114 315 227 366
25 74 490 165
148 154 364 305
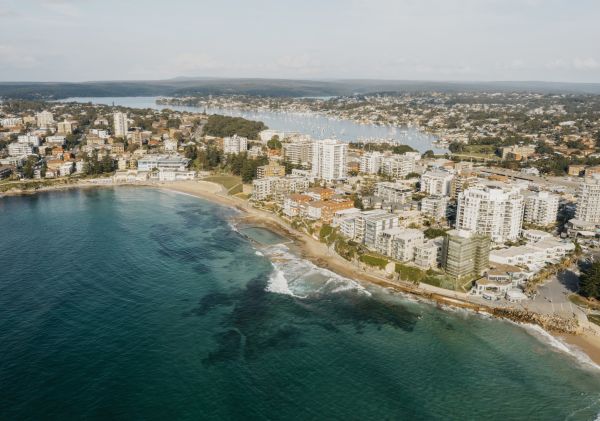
57 96 445 153
1 188 600 420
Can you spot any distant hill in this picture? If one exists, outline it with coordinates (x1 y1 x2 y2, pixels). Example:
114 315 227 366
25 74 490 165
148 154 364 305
1 78 599 99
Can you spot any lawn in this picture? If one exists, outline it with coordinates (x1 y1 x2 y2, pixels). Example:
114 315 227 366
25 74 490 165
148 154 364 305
569 294 600 311
203 175 243 194
588 314 600 327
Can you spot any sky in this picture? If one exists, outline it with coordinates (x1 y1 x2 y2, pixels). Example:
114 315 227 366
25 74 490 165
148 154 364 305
0 0 599 83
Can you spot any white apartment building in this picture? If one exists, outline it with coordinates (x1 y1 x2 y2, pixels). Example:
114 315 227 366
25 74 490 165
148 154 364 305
523 190 559 226
36 111 54 128
359 151 383 174
575 175 600 224
375 182 413 204
456 186 524 243
311 139 347 182
381 155 416 178
490 238 575 268
414 237 444 268
90 129 110 139
223 135 248 155
155 168 196 182
137 155 189 171
252 176 310 201
113 112 129 138
18 134 40 146
1 117 22 127
164 138 178 152
45 135 66 146
339 209 387 242
363 212 400 248
421 195 449 219
377 228 424 261
420 170 454 196
8 143 33 156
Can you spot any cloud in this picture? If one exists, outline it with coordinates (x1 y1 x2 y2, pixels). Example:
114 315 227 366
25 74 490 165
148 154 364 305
0 45 38 70
0 7 19 18
573 57 600 70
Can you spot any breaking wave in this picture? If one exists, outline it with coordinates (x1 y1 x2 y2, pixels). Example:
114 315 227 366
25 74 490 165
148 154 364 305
263 244 371 299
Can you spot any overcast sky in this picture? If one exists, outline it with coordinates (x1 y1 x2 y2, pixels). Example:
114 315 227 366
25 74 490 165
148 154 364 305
0 0 599 83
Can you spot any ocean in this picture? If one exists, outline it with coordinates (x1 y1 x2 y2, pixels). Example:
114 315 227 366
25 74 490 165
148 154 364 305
1 187 599 420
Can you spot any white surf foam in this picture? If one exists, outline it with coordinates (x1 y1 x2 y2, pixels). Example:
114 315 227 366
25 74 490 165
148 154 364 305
263 243 371 298
255 251 264 256
520 323 600 371
266 267 305 298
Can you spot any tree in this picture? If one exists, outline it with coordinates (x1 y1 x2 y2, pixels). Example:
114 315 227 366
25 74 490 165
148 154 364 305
267 135 282 150
422 150 435 159
448 142 465 153
580 261 600 299
202 115 266 139
22 156 36 179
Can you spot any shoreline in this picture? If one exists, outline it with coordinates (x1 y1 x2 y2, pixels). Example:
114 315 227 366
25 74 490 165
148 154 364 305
157 180 600 368
4 179 600 367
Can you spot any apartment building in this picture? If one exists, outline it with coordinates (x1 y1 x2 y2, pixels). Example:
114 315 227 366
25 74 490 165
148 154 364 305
36 111 54 129
283 139 313 165
456 186 524 243
137 155 189 171
375 182 412 204
441 230 490 280
8 143 33 156
306 199 355 223
420 170 454 196
414 237 444 269
490 238 575 268
523 190 559 226
311 139 347 182
113 112 128 138
252 176 310 201
359 151 383 174
575 175 600 224
420 195 448 219
450 170 478 199
223 134 248 155
363 212 400 248
380 155 416 178
257 161 286 179
377 228 424 262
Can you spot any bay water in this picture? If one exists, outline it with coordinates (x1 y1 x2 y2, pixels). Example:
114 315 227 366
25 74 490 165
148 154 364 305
1 188 599 420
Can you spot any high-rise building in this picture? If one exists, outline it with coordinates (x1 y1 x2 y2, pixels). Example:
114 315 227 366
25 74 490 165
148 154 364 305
113 112 129 138
223 135 248 155
381 155 416 178
523 190 559 226
575 175 600 224
57 120 74 135
450 170 478 199
375 182 413 204
256 161 286 179
36 111 54 129
311 139 347 182
359 151 383 174
283 139 312 165
420 170 454 196
456 186 524 243
441 230 490 280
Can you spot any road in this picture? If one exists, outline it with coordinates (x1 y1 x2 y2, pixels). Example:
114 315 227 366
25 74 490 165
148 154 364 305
476 167 581 190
